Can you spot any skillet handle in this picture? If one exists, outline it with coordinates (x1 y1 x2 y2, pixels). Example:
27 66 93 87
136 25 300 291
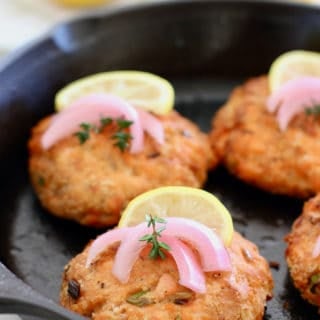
0 262 87 320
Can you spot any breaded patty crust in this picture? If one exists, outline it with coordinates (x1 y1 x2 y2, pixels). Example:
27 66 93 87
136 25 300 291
60 232 273 320
285 194 320 308
29 111 215 227
210 76 320 198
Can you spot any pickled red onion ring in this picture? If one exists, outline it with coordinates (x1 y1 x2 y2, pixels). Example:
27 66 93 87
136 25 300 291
86 227 129 268
42 94 143 152
312 235 320 258
111 217 231 284
111 224 147 283
155 235 206 293
56 95 164 145
162 217 231 272
266 77 320 131
112 233 206 293
137 109 164 145
86 217 231 293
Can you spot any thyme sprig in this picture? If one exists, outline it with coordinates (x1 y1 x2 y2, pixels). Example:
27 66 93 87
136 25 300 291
112 119 133 151
74 117 133 151
116 119 133 129
112 131 132 151
139 215 171 259
75 123 95 144
305 105 320 117
99 117 113 129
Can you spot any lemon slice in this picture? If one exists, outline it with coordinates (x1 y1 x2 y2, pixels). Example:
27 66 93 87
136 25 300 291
54 0 108 7
118 186 233 246
269 50 320 92
55 70 175 115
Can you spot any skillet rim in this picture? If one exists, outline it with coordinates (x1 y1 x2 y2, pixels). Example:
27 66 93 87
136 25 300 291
0 0 319 74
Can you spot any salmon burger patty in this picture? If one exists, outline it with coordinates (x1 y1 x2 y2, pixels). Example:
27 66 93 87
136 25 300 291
60 232 273 320
29 111 215 227
210 76 320 198
285 194 320 308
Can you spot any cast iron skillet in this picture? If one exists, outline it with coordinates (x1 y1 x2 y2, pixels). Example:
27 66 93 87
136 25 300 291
1 0 320 318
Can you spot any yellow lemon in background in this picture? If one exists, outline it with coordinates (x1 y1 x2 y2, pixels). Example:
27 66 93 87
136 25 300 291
269 50 320 92
54 0 109 7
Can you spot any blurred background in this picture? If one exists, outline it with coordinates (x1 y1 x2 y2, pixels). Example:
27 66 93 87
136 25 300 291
0 0 151 60
0 0 319 60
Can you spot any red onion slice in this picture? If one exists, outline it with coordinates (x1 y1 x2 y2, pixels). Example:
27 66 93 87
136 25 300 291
86 227 129 268
41 93 143 152
111 223 149 283
137 108 164 145
162 217 232 272
60 95 164 145
111 217 231 285
157 235 206 293
86 217 231 293
266 77 320 130
112 232 206 293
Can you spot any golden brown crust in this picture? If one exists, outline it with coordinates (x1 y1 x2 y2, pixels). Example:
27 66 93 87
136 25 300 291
60 232 273 320
285 194 320 308
210 76 320 198
28 111 215 227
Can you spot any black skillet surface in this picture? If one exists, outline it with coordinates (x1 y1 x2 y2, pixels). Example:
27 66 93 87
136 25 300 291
1 0 320 318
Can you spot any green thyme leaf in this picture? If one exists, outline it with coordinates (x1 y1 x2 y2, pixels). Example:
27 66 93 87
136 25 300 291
100 117 113 129
159 242 170 250
112 132 132 152
75 130 90 144
158 249 165 259
156 226 166 234
149 246 159 259
74 122 94 144
305 105 320 116
116 119 133 129
140 234 153 241
74 117 133 151
156 217 166 223
80 123 92 131
146 214 152 226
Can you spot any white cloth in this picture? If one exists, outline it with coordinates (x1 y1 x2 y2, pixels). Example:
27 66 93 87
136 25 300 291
0 316 21 320
0 0 144 58
0 0 316 59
